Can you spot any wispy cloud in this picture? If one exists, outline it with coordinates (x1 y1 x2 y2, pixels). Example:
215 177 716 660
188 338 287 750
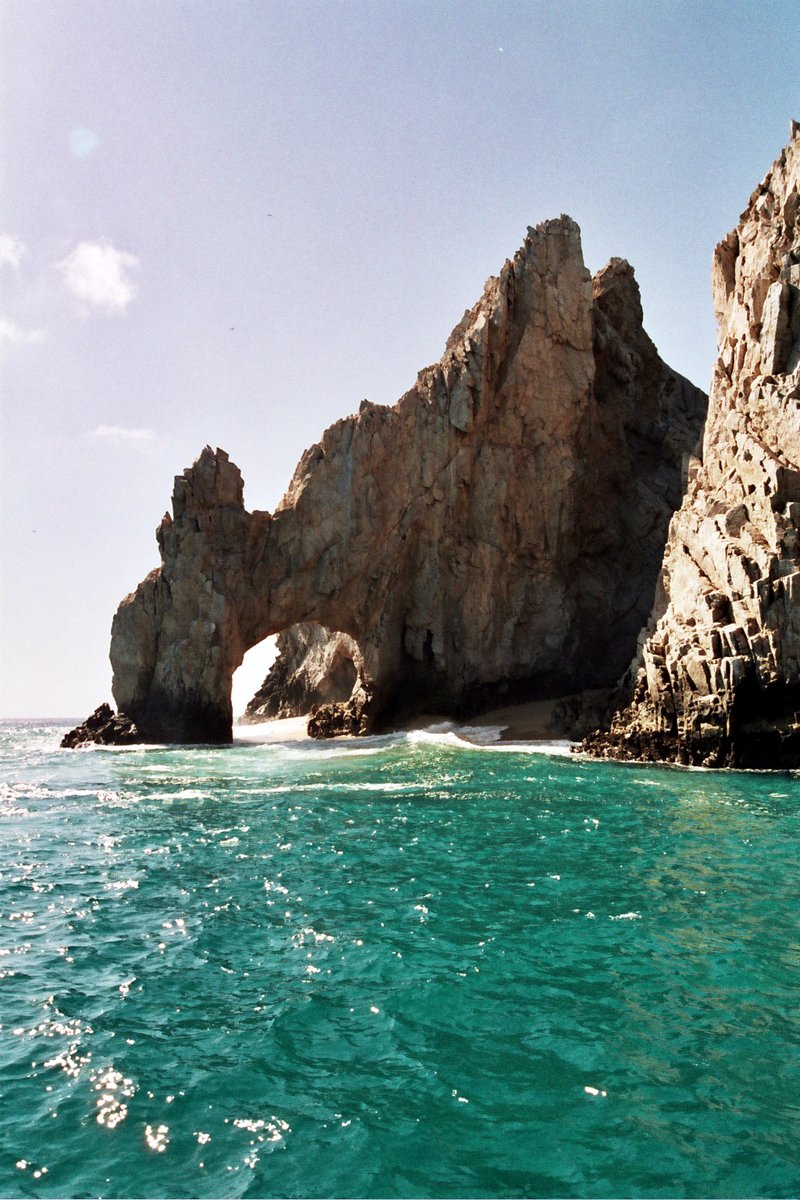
0 234 27 271
0 317 45 346
91 424 158 445
57 239 139 314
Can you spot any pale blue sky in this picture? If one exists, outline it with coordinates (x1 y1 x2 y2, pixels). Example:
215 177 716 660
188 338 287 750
1 0 797 717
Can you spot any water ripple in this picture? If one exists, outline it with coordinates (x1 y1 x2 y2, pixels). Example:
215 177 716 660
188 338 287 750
0 720 799 1197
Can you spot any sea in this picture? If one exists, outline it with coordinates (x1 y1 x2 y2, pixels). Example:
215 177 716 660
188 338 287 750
1 717 799 1200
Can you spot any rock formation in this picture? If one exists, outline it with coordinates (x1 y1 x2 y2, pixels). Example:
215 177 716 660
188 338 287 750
60 703 139 748
584 124 800 768
66 215 706 745
248 256 708 734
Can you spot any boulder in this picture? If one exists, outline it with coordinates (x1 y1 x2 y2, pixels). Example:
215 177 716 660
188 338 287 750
61 703 140 749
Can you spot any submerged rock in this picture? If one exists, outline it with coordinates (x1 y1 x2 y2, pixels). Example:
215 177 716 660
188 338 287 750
76 215 705 744
61 703 140 749
584 123 800 768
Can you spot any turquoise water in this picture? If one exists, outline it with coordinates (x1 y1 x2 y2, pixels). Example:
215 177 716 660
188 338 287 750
1 719 799 1199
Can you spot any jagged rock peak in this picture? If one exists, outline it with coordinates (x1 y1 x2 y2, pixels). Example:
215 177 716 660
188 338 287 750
172 446 244 512
584 123 800 768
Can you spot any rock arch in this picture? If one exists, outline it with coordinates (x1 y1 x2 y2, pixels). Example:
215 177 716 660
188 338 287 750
107 217 707 743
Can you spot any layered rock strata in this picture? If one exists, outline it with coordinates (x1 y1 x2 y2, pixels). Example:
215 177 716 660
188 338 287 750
69 216 706 744
584 125 800 768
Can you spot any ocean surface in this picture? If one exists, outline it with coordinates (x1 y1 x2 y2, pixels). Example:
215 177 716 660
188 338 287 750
1 718 799 1199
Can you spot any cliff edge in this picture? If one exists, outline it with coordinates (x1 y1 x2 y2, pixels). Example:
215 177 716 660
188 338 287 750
584 123 800 768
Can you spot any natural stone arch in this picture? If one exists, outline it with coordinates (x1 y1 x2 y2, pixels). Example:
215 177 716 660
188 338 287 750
107 217 707 744
109 447 385 742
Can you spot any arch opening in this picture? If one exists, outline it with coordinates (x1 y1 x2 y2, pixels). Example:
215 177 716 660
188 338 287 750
237 623 362 725
232 635 278 724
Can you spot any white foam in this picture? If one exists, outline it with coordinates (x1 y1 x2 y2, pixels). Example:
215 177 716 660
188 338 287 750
476 739 575 758
407 724 574 757
408 722 507 747
235 716 574 759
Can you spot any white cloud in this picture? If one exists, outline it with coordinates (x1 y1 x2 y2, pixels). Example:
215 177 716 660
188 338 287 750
0 317 45 345
91 424 158 445
57 239 139 314
0 234 27 271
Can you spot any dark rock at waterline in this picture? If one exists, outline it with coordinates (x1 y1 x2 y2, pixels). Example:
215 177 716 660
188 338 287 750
61 703 140 749
307 690 373 739
579 720 800 771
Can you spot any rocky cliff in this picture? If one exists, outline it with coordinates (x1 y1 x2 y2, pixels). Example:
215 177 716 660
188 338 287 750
68 215 706 744
584 124 800 768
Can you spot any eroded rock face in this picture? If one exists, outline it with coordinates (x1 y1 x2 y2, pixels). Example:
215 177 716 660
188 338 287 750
96 215 705 744
585 125 800 768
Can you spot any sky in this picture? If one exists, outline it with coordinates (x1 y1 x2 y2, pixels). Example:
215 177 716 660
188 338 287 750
1 0 798 719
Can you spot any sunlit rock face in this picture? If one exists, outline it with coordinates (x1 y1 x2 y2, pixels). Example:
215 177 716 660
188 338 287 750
105 215 706 743
584 124 800 768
